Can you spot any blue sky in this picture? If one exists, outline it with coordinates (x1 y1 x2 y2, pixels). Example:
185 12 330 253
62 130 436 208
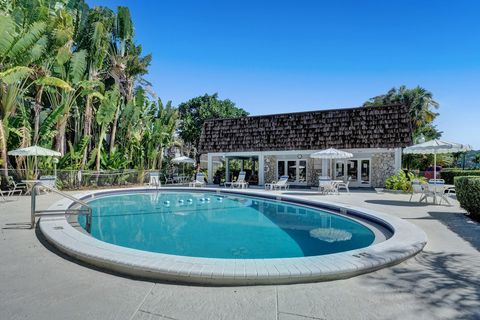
87 0 480 149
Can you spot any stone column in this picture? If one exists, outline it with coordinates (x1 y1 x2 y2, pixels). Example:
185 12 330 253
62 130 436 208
207 153 213 184
225 158 230 182
258 154 265 185
394 147 402 171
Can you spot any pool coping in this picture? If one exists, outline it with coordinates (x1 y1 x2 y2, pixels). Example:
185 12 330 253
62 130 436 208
39 187 427 285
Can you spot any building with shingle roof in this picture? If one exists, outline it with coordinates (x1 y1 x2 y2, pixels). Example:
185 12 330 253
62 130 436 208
199 104 412 188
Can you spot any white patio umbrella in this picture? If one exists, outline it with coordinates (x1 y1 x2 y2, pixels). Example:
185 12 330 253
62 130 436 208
8 145 61 177
310 148 353 178
403 139 471 203
171 156 196 164
171 156 195 175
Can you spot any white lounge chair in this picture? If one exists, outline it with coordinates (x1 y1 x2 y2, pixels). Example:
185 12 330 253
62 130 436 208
146 172 161 189
189 173 206 187
265 175 289 190
231 171 248 189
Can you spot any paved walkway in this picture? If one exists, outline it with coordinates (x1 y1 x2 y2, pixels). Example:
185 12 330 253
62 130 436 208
1 189 479 320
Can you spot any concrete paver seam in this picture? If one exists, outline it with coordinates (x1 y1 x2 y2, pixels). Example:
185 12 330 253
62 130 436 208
128 283 156 320
278 311 327 320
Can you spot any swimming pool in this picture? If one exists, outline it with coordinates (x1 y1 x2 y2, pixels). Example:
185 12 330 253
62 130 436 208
40 188 427 285
78 192 375 259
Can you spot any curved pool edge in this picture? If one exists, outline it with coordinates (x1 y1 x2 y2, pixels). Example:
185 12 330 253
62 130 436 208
39 187 427 285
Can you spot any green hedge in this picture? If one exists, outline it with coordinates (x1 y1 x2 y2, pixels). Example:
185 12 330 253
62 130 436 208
454 176 480 219
441 169 480 184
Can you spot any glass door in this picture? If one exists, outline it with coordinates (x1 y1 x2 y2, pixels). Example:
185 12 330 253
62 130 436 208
277 159 308 184
298 160 307 183
347 160 358 184
346 159 371 187
360 159 370 186
334 161 345 180
278 160 285 179
287 161 296 182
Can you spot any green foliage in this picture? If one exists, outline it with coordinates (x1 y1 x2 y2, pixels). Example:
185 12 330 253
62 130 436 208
35 76 73 91
363 85 441 140
441 169 480 184
0 66 33 84
0 0 241 179
403 152 456 171
178 93 248 158
474 153 480 166
385 170 425 192
454 176 480 219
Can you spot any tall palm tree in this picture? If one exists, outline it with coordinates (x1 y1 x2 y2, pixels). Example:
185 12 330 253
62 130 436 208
363 85 440 137
77 7 114 168
107 7 152 152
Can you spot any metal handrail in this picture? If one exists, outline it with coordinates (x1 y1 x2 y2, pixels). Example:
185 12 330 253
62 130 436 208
31 182 92 233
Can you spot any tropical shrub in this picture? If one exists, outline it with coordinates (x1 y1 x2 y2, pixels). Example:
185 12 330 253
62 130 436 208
385 170 426 192
441 169 480 184
454 176 480 220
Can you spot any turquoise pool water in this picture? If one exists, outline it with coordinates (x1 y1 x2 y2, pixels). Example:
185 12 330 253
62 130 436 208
78 191 375 259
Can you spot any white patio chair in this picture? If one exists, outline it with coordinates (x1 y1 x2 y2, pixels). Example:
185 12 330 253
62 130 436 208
189 173 206 187
7 176 27 195
428 179 445 184
265 176 289 190
427 179 450 205
146 172 161 189
0 188 22 202
336 177 351 194
409 180 427 202
231 171 248 189
38 176 57 193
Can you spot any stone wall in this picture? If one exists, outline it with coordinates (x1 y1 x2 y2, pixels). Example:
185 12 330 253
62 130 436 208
307 158 322 186
371 152 396 188
264 155 277 183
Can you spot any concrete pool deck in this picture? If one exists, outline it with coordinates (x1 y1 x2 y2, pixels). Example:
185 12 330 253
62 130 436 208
1 188 479 319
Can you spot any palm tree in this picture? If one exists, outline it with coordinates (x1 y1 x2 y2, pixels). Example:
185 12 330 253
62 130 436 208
107 7 152 152
0 1 178 177
0 14 49 175
77 6 113 168
363 85 440 138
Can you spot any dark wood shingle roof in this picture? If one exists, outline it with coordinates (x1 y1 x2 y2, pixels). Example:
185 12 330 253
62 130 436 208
198 104 412 153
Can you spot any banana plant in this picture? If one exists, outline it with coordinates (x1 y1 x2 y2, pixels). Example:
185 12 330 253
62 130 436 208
93 87 119 171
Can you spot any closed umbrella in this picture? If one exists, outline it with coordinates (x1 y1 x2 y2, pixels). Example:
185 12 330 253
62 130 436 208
310 148 353 179
8 145 61 177
403 139 471 203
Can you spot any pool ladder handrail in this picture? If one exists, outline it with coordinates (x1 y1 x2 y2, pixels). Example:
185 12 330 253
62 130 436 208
31 182 92 233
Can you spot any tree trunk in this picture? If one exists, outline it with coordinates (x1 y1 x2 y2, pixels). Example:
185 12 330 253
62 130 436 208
55 120 67 155
81 96 93 169
33 85 44 145
158 147 164 171
109 104 120 155
0 119 8 178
